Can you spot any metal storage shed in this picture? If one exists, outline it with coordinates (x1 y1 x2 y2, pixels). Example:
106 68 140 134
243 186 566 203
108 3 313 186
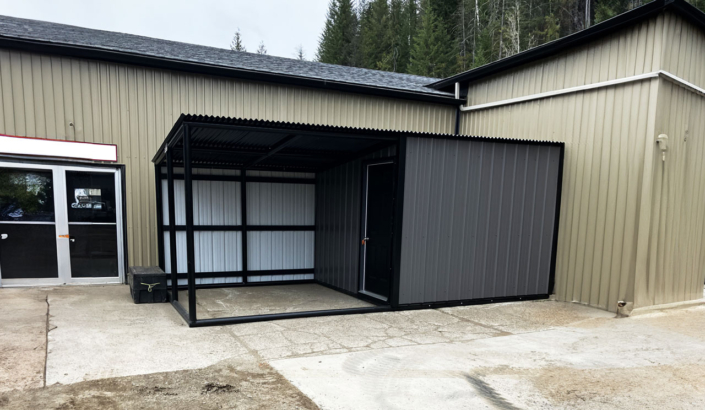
153 114 564 326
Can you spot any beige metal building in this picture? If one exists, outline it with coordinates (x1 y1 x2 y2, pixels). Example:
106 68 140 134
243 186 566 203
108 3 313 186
433 0 705 311
0 0 703 313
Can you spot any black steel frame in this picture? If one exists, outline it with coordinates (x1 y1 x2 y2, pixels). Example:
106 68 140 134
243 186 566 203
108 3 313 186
157 122 397 326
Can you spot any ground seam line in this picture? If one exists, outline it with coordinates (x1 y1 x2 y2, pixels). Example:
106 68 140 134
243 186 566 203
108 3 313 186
43 294 50 388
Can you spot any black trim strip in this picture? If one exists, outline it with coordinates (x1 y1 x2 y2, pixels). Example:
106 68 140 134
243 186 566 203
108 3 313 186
155 163 165 270
189 306 392 327
162 225 315 231
169 268 314 279
174 279 316 291
390 137 407 307
394 294 550 310
547 145 566 295
161 174 315 184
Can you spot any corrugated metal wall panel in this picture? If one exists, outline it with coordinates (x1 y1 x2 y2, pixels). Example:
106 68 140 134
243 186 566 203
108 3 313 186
247 183 315 225
161 179 241 225
466 14 664 106
461 79 660 311
247 231 315 270
660 11 705 89
160 168 314 284
399 137 561 304
315 147 396 294
163 231 243 273
639 79 705 307
0 49 455 267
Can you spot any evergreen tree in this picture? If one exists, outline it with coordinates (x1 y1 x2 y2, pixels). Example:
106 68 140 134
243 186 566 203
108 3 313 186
257 41 267 55
359 0 392 69
408 1 455 77
295 45 306 60
316 0 360 65
310 0 705 77
230 28 246 52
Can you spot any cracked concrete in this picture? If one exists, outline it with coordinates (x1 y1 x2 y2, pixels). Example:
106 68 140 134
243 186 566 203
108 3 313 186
178 284 373 318
2 284 705 409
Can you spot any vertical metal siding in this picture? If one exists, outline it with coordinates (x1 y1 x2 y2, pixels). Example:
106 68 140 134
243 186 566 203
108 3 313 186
466 15 664 106
247 183 315 225
315 147 396 294
399 137 561 304
462 80 660 311
160 168 315 283
459 12 675 311
639 79 705 307
0 49 455 267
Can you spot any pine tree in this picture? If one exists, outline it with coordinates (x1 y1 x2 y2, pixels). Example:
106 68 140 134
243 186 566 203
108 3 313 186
230 28 246 52
295 45 306 60
257 42 267 55
359 0 391 69
408 1 455 77
316 0 359 65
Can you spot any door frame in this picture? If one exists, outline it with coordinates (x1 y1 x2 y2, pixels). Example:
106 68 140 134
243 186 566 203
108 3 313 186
0 159 126 287
358 157 397 301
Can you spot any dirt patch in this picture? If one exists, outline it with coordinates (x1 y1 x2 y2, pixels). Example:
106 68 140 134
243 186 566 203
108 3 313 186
0 359 318 410
472 363 705 409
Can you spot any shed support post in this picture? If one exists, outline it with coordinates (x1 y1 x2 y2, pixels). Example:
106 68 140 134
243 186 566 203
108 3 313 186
183 124 197 323
390 137 407 307
155 163 165 271
240 168 248 283
166 148 178 301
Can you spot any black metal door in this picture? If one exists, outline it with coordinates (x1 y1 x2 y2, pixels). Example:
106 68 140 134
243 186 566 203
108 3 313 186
0 168 59 280
361 162 395 299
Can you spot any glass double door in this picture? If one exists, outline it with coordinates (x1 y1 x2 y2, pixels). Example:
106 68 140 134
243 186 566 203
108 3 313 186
0 162 124 286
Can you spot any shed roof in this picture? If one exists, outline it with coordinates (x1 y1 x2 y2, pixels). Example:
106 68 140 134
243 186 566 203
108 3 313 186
430 0 705 92
152 114 563 172
0 14 459 104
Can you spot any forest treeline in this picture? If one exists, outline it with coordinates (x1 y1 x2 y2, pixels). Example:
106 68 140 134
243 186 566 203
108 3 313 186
315 0 705 78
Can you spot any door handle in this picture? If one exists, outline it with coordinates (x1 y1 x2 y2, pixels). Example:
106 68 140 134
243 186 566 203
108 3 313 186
1 233 7 240
362 237 369 245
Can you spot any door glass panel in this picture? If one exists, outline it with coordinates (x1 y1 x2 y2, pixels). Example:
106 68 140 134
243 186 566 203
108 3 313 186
0 167 58 279
66 171 119 278
66 171 116 223
0 169 54 222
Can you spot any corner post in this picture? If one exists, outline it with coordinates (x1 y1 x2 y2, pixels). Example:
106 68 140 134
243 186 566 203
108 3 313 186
390 136 407 307
240 168 248 283
154 163 165 271
166 148 178 301
183 124 197 323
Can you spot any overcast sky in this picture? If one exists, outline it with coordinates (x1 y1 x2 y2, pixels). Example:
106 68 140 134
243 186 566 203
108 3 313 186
0 0 330 60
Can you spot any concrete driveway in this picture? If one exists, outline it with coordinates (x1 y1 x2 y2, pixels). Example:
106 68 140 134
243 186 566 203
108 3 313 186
1 285 705 409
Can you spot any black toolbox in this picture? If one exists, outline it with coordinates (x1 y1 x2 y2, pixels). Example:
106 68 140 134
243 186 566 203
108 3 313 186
129 266 168 304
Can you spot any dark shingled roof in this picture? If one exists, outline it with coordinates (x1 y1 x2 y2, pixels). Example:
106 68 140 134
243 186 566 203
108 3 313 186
0 14 454 100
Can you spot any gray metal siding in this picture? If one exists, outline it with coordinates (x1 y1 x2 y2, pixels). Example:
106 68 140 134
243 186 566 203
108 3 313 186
160 168 315 284
399 137 561 304
315 147 396 293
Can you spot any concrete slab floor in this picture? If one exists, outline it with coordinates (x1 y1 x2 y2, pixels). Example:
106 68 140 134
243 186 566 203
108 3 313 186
177 283 374 319
2 284 705 409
